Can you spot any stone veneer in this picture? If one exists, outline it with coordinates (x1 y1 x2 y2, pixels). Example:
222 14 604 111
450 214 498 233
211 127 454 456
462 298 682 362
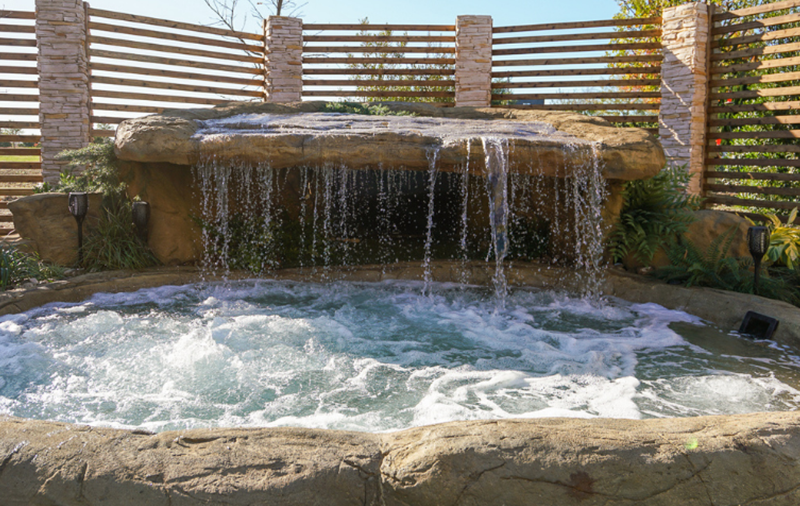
264 16 303 103
35 0 91 183
455 15 493 108
659 2 710 196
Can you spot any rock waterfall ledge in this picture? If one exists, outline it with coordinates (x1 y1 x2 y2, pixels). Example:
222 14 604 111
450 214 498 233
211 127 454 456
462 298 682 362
2 413 799 506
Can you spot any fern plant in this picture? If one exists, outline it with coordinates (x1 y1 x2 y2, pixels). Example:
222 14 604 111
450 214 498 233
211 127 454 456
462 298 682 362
654 226 800 307
764 208 800 270
609 165 701 265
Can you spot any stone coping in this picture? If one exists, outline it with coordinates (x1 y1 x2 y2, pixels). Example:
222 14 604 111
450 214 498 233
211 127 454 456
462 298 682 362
0 261 798 349
2 412 799 505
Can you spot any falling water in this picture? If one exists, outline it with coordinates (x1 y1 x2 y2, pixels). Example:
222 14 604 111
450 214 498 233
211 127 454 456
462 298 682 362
483 137 510 302
422 148 440 297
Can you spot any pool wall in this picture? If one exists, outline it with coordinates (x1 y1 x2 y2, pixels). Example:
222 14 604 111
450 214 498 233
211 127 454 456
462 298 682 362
2 412 799 505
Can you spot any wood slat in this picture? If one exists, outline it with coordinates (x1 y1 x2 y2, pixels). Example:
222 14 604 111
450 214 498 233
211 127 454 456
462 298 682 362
89 35 263 64
0 121 38 129
0 53 36 61
492 66 661 78
493 103 660 111
0 148 39 156
303 23 454 31
303 68 454 76
0 65 37 75
711 71 800 88
492 78 660 89
709 116 800 127
90 103 166 114
0 174 43 183
704 183 800 197
600 115 659 123
0 24 34 33
89 49 261 75
493 42 661 56
0 188 35 196
711 56 800 74
710 86 800 101
90 63 263 87
90 130 116 138
713 12 800 35
709 130 800 140
0 10 35 19
0 38 35 47
88 7 263 41
0 107 38 116
0 94 39 102
303 57 454 65
304 34 453 43
492 17 661 34
0 162 40 169
704 170 800 182
714 27 800 49
492 29 661 45
91 89 233 105
91 116 125 125
0 79 37 88
91 76 262 97
492 91 661 100
302 45 455 54
706 158 800 168
712 41 800 62
0 135 39 143
493 55 662 67
714 0 800 21
88 21 261 53
708 144 800 154
704 195 799 211
302 90 454 98
303 79 455 87
710 101 800 113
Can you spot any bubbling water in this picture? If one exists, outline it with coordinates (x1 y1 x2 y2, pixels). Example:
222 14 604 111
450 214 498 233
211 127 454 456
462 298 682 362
1 281 799 433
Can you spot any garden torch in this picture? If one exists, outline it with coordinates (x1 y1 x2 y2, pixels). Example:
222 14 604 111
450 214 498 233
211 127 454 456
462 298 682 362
747 225 769 296
68 192 88 266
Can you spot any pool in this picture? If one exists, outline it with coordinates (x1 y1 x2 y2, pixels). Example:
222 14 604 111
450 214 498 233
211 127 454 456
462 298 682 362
1 280 798 433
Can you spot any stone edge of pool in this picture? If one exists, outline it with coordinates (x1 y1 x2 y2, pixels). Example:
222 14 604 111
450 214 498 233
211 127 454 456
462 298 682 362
1 412 799 505
0 261 797 349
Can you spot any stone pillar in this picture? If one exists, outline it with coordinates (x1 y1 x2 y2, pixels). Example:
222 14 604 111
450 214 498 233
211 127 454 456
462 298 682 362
264 16 302 103
659 2 710 196
35 0 91 183
455 15 493 108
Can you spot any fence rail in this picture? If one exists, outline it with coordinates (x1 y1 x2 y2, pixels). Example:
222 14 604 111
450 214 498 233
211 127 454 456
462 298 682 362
704 0 800 216
0 9 41 230
490 16 662 134
87 7 265 134
301 24 456 104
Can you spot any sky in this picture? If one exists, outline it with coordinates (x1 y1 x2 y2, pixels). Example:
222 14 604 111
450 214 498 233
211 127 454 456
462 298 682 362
3 0 622 32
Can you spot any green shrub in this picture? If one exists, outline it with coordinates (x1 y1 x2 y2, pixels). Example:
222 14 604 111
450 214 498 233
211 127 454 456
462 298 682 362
0 247 64 289
321 102 416 117
609 165 701 264
764 208 800 270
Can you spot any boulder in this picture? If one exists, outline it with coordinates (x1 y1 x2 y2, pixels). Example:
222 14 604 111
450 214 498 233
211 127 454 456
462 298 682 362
115 101 665 181
2 412 800 505
9 193 103 266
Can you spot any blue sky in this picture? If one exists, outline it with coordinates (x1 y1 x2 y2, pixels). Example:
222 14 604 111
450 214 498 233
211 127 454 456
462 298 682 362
4 0 621 31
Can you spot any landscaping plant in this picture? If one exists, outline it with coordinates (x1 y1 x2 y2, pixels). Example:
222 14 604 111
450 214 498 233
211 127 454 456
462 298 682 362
0 246 64 289
609 164 701 265
763 208 800 271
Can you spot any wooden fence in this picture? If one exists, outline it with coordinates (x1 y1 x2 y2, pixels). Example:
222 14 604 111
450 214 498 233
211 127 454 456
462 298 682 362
87 7 265 132
301 23 456 104
704 0 800 220
490 16 663 134
0 9 42 233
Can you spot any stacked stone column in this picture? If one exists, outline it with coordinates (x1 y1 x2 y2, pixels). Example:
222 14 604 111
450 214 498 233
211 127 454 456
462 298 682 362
35 0 92 183
455 15 493 108
264 16 303 103
659 2 711 196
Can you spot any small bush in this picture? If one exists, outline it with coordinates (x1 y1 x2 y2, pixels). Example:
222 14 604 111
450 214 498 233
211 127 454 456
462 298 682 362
0 247 64 289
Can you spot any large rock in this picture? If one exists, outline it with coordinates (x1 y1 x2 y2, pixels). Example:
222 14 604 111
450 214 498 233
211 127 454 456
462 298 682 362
115 101 665 181
9 193 103 266
2 412 800 505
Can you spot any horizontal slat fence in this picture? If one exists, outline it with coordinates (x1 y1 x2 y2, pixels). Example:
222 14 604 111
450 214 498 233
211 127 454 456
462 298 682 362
302 23 456 104
491 17 663 134
87 7 265 135
705 0 800 217
0 10 42 232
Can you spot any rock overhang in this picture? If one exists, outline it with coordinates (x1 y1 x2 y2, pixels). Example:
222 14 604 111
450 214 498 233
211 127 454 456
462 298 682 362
114 101 666 181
